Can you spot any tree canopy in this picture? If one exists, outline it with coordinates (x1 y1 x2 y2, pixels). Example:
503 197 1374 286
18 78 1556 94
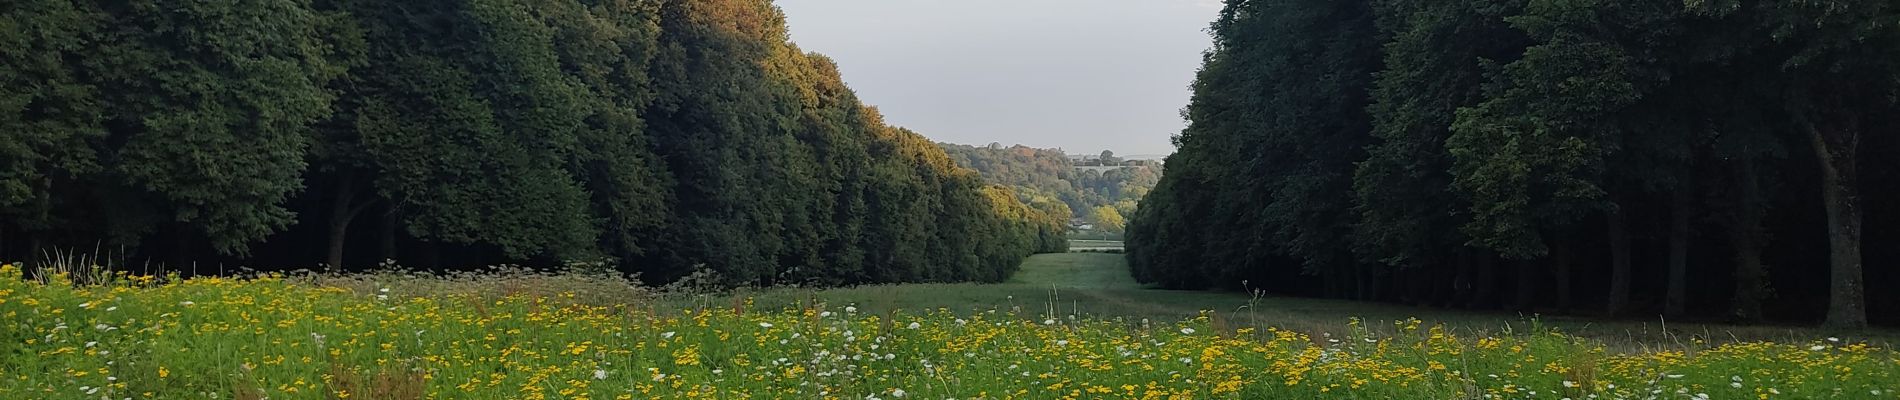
1129 0 1900 327
0 0 1056 287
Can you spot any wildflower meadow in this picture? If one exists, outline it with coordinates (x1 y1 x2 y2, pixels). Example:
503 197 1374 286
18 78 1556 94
2 263 1897 399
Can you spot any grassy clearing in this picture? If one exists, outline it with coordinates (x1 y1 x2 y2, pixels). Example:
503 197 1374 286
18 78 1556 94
734 254 1900 351
3 256 1899 399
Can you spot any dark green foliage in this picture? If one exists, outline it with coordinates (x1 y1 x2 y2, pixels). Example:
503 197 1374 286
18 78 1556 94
0 0 1048 288
1129 0 1381 292
1131 0 1900 325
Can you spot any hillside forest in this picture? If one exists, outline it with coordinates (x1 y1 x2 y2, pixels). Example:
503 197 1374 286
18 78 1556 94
0 0 1068 286
1129 0 1900 327
938 143 1162 234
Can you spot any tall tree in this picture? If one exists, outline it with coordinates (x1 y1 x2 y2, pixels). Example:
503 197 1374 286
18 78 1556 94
1355 0 1527 305
0 0 105 263
94 0 349 255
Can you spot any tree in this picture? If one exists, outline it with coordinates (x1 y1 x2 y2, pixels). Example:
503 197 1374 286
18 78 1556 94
95 0 350 256
1745 0 1900 327
0 0 105 263
1091 206 1126 233
1355 0 1527 306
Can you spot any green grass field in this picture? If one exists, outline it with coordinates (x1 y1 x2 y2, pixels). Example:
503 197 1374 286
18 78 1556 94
733 253 1900 351
6 256 1900 399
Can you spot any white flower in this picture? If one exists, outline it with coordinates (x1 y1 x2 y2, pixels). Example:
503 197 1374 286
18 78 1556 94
1180 328 1195 335
1055 340 1069 346
1811 345 1828 351
1563 381 1577 388
78 302 91 309
594 370 608 380
179 301 194 306
1043 319 1057 325
1828 337 1841 342
1666 374 1685 379
105 306 117 311
1732 382 1743 388
661 331 675 339
845 306 858 313
759 322 774 328
884 353 896 360
907 322 921 329
891 388 906 398
85 341 97 348
712 369 723 374
820 311 833 318
955 319 967 325
1770 388 1780 394
1693 393 1710 400
1732 376 1743 382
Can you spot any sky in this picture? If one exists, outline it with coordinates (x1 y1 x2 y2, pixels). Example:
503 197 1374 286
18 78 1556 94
774 0 1222 156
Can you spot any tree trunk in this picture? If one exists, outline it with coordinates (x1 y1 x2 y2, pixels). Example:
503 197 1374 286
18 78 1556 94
1406 265 1432 306
1552 241 1573 312
1449 249 1472 307
326 173 359 272
1730 161 1767 322
1514 259 1537 312
1355 264 1372 300
380 207 399 263
1606 207 1633 316
173 224 192 275
1808 121 1866 327
25 235 41 271
419 241 441 269
1665 172 1692 318
1470 255 1497 309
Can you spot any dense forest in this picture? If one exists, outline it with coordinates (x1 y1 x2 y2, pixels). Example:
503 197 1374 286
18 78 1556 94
1129 0 1900 327
0 0 1066 286
938 143 1161 233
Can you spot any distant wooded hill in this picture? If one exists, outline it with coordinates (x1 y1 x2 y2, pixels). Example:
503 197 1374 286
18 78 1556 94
938 143 1162 234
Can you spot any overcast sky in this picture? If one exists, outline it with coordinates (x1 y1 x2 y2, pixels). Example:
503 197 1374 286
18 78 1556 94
774 0 1221 156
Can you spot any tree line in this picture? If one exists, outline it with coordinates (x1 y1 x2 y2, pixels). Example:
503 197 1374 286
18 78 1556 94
938 143 1162 233
0 0 1065 286
1128 0 1900 327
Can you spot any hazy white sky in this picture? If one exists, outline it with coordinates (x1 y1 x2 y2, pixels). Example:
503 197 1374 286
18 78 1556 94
774 0 1221 156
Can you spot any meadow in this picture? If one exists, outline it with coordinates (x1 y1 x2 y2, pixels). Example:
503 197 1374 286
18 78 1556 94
3 254 1899 399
